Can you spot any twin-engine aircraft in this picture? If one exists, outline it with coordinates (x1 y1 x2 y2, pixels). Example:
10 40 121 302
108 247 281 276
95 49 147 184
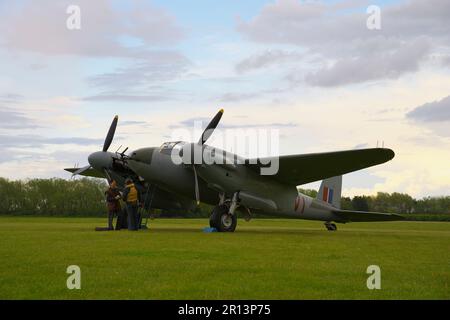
65 110 403 232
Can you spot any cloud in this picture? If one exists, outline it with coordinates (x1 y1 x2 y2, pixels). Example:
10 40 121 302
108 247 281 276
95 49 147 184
170 117 297 129
120 121 147 126
0 134 103 148
304 37 430 87
86 51 190 93
0 1 190 101
217 92 260 103
235 50 303 74
0 93 23 104
406 95 450 122
0 108 40 129
81 93 170 102
237 0 450 86
353 143 369 149
0 0 184 58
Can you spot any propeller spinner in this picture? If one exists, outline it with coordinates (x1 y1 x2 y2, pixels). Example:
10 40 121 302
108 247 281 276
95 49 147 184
71 115 119 179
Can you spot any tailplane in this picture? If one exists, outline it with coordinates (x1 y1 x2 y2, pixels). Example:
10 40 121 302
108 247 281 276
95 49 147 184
317 175 342 208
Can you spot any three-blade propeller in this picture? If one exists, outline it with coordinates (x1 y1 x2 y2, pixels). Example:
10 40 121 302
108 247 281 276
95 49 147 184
71 115 119 178
71 110 223 207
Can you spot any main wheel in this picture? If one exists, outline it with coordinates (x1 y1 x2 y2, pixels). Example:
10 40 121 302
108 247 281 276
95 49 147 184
325 222 337 231
209 204 237 232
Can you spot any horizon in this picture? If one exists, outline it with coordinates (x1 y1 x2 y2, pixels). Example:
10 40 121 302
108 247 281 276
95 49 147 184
0 0 449 198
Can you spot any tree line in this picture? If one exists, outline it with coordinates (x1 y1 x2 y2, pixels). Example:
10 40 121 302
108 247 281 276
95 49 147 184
0 178 448 218
298 188 450 215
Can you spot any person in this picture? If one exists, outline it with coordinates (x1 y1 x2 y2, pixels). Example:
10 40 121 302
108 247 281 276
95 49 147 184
122 178 140 231
104 180 121 230
115 206 128 230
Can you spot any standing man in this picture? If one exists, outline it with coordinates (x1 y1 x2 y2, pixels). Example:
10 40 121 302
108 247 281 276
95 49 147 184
122 178 140 231
105 180 121 230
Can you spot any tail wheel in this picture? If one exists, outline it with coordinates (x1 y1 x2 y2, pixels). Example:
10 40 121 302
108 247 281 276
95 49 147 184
209 204 237 232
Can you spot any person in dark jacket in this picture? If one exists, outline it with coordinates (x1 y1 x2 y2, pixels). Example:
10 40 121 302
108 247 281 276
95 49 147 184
105 180 121 230
122 178 140 231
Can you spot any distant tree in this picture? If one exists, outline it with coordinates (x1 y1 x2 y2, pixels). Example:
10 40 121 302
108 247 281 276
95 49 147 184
352 196 370 211
340 196 352 210
298 188 317 198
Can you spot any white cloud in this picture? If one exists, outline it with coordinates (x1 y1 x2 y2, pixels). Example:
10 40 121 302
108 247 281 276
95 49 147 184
0 0 184 57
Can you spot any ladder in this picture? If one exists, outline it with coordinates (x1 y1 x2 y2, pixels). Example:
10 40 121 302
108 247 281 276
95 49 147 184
139 183 156 229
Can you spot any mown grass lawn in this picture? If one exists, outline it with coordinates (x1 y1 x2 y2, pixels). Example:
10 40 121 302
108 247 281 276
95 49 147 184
0 217 449 299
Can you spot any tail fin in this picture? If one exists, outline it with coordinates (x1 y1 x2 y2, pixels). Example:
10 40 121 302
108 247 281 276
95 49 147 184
317 175 342 208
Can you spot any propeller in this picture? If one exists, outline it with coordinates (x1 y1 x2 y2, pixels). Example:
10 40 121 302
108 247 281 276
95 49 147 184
192 165 200 205
71 115 119 178
190 109 224 205
103 115 118 152
198 109 223 145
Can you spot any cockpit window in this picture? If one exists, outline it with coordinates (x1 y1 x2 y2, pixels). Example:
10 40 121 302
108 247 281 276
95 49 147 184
159 141 187 155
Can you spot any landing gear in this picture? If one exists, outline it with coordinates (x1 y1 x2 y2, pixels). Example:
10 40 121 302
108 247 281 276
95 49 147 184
209 204 237 232
325 221 337 231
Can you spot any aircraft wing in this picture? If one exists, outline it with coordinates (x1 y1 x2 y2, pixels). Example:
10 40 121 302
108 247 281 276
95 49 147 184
64 167 106 178
333 209 404 222
246 148 394 186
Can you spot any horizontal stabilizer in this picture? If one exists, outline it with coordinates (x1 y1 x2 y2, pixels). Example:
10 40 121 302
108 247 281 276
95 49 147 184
333 209 404 222
64 167 105 178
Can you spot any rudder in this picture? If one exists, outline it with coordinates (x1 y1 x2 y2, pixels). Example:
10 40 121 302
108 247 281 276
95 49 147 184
317 175 342 208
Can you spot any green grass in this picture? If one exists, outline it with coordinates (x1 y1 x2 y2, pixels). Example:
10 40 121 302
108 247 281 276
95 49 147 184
0 217 449 299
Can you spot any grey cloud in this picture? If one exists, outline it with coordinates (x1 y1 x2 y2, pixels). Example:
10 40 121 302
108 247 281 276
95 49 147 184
0 93 23 104
235 50 303 73
0 108 40 129
0 150 48 164
82 93 170 102
86 52 190 93
406 95 450 122
238 0 450 47
305 38 430 87
0 134 103 148
237 0 450 86
169 117 210 129
217 92 260 103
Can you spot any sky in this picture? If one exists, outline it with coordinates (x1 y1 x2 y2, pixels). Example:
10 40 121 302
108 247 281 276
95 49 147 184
0 0 449 198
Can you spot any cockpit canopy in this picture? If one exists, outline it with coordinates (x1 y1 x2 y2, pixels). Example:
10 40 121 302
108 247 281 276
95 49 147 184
159 141 187 155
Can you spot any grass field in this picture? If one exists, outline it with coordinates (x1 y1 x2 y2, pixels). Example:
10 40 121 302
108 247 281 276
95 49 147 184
0 217 449 299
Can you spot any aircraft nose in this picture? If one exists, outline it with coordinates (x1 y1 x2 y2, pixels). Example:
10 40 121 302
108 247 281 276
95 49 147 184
129 148 155 164
88 151 113 170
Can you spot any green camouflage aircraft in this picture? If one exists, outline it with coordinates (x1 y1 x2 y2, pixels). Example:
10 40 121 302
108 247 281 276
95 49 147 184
65 110 403 232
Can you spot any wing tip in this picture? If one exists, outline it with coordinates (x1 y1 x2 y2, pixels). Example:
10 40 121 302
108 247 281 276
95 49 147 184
373 147 395 162
384 148 395 160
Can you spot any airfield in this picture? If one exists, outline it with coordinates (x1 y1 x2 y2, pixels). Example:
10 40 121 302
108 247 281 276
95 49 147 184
0 217 449 299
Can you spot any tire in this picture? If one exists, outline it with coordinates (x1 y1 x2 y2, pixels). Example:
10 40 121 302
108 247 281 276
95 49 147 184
209 205 237 232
